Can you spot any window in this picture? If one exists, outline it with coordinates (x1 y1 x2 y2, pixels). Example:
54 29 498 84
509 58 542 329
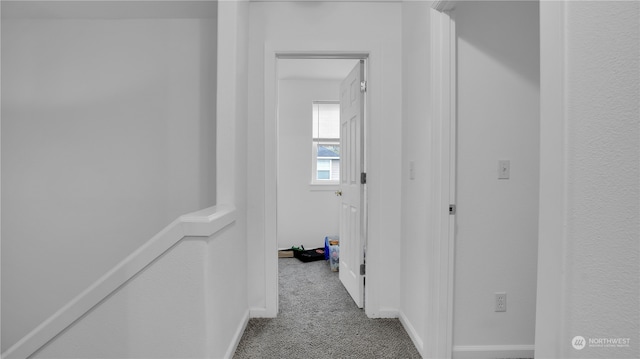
312 102 340 184
317 159 331 179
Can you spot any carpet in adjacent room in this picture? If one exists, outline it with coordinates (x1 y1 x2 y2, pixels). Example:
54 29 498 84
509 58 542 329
233 257 421 359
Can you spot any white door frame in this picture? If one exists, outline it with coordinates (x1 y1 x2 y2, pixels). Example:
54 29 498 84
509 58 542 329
428 2 457 359
264 48 373 317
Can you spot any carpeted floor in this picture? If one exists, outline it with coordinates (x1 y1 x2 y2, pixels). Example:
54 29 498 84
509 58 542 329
233 258 421 359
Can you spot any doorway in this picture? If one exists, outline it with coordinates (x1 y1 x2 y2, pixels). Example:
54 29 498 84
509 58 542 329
450 2 540 358
275 56 368 311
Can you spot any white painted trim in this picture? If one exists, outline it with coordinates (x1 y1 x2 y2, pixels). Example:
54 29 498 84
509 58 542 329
432 0 456 13
311 101 341 184
223 309 250 359
452 345 535 359
2 205 237 359
375 308 399 318
181 204 237 236
264 43 280 318
399 311 425 356
427 6 456 359
535 2 569 358
308 184 340 192
248 307 269 318
264 43 382 318
445 10 457 359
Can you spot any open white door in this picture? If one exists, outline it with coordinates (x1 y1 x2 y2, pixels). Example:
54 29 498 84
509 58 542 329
339 60 365 308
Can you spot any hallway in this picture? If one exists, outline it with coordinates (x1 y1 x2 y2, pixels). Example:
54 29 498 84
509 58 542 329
1 1 637 358
234 258 421 358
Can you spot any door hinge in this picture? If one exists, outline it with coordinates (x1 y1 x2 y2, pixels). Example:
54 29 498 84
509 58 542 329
449 204 456 215
360 172 367 184
360 81 367 93
360 264 366 275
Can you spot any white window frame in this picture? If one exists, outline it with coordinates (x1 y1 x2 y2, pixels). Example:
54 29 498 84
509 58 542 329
311 101 340 186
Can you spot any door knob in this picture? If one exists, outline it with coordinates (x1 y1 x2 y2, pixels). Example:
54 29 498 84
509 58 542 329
335 190 342 196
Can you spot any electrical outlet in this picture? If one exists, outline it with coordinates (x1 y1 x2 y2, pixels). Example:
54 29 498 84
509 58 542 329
495 292 507 312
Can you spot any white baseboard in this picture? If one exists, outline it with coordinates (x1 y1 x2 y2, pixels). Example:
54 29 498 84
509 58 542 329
224 309 250 359
375 307 399 318
399 311 424 357
452 345 534 359
249 307 274 318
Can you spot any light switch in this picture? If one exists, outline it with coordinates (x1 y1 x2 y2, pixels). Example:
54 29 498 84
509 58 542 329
498 160 510 179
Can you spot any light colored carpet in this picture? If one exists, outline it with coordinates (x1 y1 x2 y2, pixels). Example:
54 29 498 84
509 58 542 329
233 258 421 359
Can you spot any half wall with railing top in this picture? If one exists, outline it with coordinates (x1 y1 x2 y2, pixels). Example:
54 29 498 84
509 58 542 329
3 205 249 359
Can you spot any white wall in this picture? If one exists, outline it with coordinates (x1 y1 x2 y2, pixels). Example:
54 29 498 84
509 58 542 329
399 1 432 356
1 3 217 350
247 1 402 317
32 239 210 359
536 2 639 358
453 1 539 355
277 79 341 250
214 2 251 357
32 221 248 359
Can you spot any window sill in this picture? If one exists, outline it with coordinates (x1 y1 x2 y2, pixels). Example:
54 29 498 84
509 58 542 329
309 183 340 191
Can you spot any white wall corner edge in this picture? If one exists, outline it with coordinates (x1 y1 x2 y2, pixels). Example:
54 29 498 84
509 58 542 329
452 345 535 359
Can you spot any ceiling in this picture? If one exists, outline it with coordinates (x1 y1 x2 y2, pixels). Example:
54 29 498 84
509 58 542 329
278 59 360 81
251 0 403 2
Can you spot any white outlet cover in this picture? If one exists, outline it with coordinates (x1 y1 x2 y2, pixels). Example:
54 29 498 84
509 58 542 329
498 160 510 179
495 292 507 312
